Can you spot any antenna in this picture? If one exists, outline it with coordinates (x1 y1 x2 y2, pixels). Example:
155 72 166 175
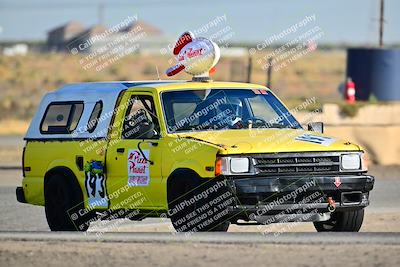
155 66 161 80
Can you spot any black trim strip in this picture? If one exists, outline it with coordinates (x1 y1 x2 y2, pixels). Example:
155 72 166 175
87 100 103 133
24 137 107 142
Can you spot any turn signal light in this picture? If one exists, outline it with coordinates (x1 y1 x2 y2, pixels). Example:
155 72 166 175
215 158 222 176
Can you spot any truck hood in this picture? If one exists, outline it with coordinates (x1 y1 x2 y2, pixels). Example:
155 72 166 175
176 128 361 154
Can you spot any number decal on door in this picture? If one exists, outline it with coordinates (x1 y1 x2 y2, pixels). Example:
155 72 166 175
84 160 109 209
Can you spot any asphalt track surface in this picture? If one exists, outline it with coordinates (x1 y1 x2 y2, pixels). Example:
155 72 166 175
0 231 400 245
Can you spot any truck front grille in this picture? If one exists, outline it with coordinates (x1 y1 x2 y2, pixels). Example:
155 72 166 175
253 153 340 175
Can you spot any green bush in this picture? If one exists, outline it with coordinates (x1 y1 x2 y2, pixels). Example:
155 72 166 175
338 102 371 118
339 104 360 117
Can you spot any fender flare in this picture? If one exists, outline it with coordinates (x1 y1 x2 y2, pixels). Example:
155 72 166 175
44 166 85 200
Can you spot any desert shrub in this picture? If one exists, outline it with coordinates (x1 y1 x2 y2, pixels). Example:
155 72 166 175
338 102 368 118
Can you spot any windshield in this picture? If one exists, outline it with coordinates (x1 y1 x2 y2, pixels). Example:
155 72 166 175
162 89 301 133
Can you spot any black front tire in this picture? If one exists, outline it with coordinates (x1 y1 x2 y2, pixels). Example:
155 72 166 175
168 172 231 232
44 174 92 231
313 209 364 232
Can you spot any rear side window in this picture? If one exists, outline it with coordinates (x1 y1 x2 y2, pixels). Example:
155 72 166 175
41 102 84 134
87 101 103 133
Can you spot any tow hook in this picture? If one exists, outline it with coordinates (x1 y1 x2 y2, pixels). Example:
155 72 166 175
327 197 336 212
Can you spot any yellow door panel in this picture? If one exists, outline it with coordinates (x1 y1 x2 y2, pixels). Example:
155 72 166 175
106 91 166 210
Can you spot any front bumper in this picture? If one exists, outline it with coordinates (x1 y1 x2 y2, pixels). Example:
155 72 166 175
225 174 374 217
16 186 26 203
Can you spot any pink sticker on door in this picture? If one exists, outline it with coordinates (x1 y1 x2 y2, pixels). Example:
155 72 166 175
127 149 150 186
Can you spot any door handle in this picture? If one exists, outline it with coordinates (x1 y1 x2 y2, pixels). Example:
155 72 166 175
117 148 125 153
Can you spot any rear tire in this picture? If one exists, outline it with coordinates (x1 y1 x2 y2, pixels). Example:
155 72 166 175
313 209 364 232
44 173 92 231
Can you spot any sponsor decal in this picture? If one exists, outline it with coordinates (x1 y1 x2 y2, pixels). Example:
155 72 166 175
127 149 150 186
251 89 268 95
295 134 335 146
178 47 204 61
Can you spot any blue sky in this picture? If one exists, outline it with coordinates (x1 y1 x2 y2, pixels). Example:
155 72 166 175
0 0 399 45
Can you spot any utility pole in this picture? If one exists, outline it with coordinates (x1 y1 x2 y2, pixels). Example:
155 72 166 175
266 57 273 88
379 0 384 47
246 55 252 83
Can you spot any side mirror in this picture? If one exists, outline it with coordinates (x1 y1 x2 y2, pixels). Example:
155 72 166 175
308 122 324 133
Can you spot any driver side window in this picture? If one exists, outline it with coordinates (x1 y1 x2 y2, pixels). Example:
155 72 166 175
122 95 159 139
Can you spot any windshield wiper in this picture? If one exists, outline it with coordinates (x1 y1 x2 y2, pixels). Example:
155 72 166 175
252 123 297 129
174 125 220 132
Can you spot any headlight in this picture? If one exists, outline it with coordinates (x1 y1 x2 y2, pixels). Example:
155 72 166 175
215 156 252 175
341 154 361 170
230 158 250 173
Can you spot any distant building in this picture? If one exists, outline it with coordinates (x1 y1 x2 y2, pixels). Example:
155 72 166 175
119 20 162 35
47 21 85 51
66 25 110 54
120 21 170 54
46 20 171 54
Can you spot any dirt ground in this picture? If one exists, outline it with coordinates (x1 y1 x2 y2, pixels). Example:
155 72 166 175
0 241 399 267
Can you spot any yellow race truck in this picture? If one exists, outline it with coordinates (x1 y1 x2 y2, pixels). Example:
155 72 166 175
16 80 374 232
